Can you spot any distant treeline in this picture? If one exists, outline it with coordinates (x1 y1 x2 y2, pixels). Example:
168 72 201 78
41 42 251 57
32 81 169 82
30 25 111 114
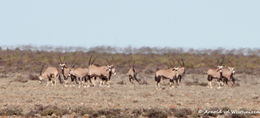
0 45 259 75
1 45 260 55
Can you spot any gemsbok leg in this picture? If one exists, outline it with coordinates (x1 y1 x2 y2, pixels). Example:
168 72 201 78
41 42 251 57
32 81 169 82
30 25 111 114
207 75 213 88
155 76 161 88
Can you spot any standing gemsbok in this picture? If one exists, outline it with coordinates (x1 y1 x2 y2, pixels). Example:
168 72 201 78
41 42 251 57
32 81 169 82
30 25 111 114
176 58 186 84
69 67 90 88
88 65 116 87
59 56 95 88
87 56 116 87
222 67 236 86
39 65 59 86
59 63 74 87
58 57 78 87
155 67 179 88
207 66 224 89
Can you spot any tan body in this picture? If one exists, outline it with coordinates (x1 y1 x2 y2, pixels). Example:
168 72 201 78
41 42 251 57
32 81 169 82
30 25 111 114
88 64 116 86
39 66 59 86
127 66 140 84
70 67 89 78
69 67 90 88
62 68 71 80
207 69 222 78
155 68 179 88
222 67 235 86
207 66 223 89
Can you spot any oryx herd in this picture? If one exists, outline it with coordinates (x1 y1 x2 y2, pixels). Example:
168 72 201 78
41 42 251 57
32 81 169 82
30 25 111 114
38 56 236 89
39 56 116 88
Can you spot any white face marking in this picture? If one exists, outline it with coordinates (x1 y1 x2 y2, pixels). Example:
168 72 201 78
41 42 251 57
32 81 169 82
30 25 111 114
172 67 179 71
59 64 67 69
217 66 223 69
39 76 43 80
228 67 235 73
111 67 116 75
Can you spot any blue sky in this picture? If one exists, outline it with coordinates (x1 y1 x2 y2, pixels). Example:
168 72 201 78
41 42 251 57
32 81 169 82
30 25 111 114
0 0 259 49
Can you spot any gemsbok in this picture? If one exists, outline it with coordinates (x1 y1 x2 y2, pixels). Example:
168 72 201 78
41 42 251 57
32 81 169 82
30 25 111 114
59 64 72 86
87 56 116 87
69 67 90 88
39 65 59 86
127 66 140 84
59 57 75 87
222 67 236 86
154 67 179 88
88 65 116 87
127 61 140 84
207 66 224 89
176 59 186 84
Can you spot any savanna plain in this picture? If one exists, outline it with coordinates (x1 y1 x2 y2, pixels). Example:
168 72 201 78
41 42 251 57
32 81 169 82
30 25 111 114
0 47 259 118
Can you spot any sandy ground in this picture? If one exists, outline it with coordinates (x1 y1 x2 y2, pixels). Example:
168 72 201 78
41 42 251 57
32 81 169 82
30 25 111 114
0 73 259 117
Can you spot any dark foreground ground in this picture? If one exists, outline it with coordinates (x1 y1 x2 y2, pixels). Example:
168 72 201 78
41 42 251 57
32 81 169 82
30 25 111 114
0 73 259 118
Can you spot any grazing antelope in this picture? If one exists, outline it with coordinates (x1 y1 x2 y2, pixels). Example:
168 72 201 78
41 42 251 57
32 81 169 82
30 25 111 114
69 67 90 88
127 65 140 84
222 67 235 86
39 66 59 86
207 66 223 89
154 67 179 88
127 60 140 84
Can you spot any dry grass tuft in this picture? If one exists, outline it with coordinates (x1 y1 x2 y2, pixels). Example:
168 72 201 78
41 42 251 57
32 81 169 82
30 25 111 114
139 80 149 85
27 104 68 117
13 75 28 83
28 74 39 80
185 81 208 87
173 108 193 118
117 80 127 85
0 106 23 116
